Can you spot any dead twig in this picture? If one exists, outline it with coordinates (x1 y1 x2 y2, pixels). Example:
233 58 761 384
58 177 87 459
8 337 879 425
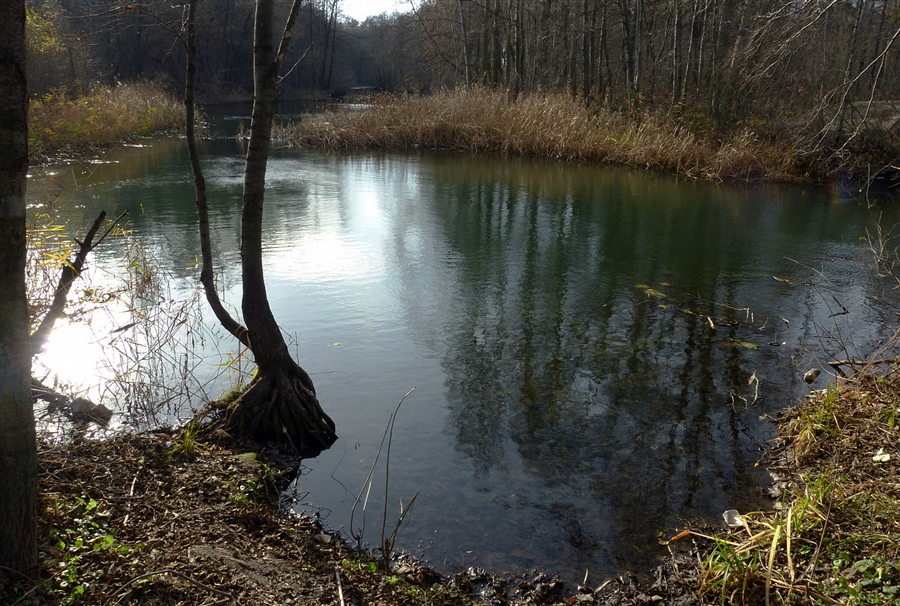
31 209 128 355
381 387 417 572
828 356 900 378
103 568 234 605
335 569 345 606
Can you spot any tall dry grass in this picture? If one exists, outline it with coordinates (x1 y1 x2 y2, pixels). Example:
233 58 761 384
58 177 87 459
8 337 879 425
279 88 800 181
29 81 184 157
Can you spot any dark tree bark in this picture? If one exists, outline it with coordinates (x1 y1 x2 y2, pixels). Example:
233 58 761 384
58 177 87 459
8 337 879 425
185 0 337 454
0 0 38 577
582 0 596 100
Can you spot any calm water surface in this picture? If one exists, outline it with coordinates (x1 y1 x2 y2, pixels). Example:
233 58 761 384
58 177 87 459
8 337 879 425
29 137 900 582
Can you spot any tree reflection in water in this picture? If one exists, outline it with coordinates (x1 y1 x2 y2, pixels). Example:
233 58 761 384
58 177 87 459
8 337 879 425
405 157 885 574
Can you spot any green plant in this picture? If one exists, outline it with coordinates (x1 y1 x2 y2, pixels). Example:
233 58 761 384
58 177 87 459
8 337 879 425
43 492 144 604
169 420 206 457
229 490 255 509
228 463 282 509
700 534 754 604
342 558 379 574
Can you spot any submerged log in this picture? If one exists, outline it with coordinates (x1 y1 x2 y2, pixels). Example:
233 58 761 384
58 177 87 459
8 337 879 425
32 379 113 426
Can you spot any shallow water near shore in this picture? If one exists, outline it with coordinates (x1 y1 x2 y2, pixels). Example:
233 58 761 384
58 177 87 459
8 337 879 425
27 136 900 583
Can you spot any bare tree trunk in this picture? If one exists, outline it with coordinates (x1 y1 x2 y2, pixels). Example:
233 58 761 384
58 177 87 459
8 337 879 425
515 0 525 90
186 0 250 348
457 0 472 87
0 0 38 577
242 0 337 452
325 0 338 89
839 0 867 130
492 0 503 85
599 0 609 96
719 0 748 116
480 3 490 83
684 0 709 97
562 3 573 91
570 31 578 99
319 0 338 89
708 0 726 113
505 0 516 96
185 0 336 453
582 0 596 99
672 0 681 102
695 0 708 89
634 0 642 98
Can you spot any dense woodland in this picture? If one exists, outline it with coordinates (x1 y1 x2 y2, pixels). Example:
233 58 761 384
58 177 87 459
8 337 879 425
412 0 900 129
23 0 900 166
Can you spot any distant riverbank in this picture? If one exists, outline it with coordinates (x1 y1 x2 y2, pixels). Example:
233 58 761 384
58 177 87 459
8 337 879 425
32 82 892 184
28 82 184 160
279 87 897 183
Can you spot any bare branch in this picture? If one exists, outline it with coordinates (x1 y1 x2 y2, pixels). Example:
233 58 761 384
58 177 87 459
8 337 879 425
185 0 250 347
30 210 127 355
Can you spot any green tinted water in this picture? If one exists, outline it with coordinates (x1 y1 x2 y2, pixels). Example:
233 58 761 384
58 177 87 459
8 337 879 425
28 137 900 580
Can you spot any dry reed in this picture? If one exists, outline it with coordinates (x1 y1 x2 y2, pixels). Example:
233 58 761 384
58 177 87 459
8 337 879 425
29 81 184 157
279 88 800 181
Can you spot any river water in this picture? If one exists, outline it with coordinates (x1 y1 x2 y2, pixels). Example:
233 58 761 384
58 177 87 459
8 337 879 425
27 136 900 582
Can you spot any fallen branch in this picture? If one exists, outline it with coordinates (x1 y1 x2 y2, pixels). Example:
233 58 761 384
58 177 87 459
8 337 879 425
335 569 345 606
828 357 900 374
32 378 112 425
103 568 233 606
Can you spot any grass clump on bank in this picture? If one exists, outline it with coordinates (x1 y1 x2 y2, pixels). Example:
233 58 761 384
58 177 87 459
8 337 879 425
698 372 900 605
279 88 799 181
29 81 184 158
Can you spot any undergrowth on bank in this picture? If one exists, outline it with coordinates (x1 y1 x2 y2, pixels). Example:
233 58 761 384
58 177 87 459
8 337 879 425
0 436 476 606
29 82 184 157
698 372 900 605
278 87 800 181
40 491 145 606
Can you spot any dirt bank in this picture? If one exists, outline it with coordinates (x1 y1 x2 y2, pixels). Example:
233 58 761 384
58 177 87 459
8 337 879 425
0 431 713 605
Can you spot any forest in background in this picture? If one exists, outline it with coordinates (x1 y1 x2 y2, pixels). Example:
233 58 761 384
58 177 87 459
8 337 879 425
25 0 900 173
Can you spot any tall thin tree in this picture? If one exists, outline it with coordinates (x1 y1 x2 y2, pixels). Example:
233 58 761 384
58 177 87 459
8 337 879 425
185 0 337 454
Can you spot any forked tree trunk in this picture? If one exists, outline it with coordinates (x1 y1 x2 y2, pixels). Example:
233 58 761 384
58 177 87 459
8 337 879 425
0 0 38 576
185 0 336 454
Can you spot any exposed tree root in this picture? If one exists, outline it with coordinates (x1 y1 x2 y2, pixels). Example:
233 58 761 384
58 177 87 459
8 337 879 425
225 362 337 455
